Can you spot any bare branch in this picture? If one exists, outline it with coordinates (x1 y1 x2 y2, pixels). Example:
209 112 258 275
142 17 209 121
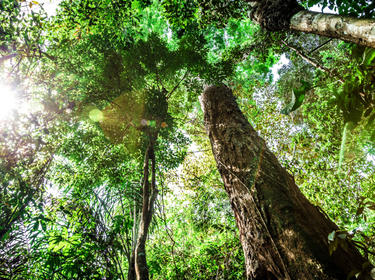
308 38 333 54
166 70 189 99
282 40 344 84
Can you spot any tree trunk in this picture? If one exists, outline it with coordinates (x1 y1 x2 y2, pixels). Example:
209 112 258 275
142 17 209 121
200 85 372 280
135 140 158 280
249 0 375 49
128 251 136 280
128 198 138 280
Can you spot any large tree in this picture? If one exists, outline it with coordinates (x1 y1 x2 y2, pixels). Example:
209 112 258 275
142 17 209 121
247 0 375 48
2 0 375 279
201 85 373 280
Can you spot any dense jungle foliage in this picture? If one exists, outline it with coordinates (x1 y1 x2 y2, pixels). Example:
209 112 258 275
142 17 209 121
0 0 375 279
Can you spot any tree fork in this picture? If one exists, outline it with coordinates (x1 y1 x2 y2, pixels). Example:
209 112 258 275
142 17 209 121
201 85 371 280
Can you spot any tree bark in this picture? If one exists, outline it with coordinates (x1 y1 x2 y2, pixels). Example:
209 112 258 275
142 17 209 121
290 10 375 49
128 251 136 280
135 139 158 280
201 85 371 280
249 0 375 49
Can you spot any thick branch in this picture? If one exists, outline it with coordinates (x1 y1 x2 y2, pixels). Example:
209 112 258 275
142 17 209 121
290 10 375 49
248 1 375 49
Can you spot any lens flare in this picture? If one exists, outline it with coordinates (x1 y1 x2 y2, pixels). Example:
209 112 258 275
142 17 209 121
0 83 17 119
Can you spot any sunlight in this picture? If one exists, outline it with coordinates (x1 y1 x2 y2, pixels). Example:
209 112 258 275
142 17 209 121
0 83 18 119
271 54 290 82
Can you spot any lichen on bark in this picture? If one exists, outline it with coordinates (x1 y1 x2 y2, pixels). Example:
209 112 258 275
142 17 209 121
290 10 375 48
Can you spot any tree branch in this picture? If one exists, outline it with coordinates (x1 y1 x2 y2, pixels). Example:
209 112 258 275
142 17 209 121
308 38 333 54
166 71 189 99
282 40 344 83
0 53 18 64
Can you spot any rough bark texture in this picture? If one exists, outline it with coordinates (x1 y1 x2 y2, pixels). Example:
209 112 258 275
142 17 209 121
248 0 375 49
290 10 375 49
127 252 136 280
135 141 158 280
201 85 370 280
249 0 304 31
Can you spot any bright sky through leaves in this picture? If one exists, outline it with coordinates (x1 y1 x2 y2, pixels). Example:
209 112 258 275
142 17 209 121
0 83 17 120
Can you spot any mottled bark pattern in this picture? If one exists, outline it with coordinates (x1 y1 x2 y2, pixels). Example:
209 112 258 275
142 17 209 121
201 85 369 280
249 0 375 49
290 11 375 49
249 0 303 31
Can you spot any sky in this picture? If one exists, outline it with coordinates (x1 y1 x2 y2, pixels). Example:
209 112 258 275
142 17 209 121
36 0 61 17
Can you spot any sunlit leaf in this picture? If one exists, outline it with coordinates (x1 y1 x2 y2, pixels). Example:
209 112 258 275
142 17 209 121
281 81 311 114
328 231 336 242
362 47 375 66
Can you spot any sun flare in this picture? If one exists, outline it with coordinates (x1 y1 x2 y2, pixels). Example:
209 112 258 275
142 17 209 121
0 83 18 120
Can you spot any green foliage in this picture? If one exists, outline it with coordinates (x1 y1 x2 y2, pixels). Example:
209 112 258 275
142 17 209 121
0 0 46 60
327 44 375 132
281 80 311 114
361 48 375 67
161 0 252 29
147 145 245 279
27 194 129 279
237 77 375 262
303 0 375 17
148 231 244 279
2 0 375 279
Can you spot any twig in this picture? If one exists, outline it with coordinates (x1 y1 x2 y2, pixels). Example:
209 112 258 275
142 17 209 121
308 39 333 54
166 70 189 99
282 40 344 84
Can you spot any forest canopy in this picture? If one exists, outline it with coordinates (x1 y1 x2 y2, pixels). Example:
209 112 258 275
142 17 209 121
0 0 375 279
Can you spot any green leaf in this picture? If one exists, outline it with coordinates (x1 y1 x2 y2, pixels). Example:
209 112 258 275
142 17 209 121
0 231 9 242
366 201 375 211
364 107 373 118
361 47 375 66
41 221 46 231
328 231 336 242
281 81 311 114
32 221 39 231
52 242 66 252
347 269 361 280
366 113 375 129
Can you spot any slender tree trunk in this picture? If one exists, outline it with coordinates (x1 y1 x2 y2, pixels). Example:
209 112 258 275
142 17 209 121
135 139 158 280
128 199 138 280
201 85 372 280
128 249 136 280
249 0 375 49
